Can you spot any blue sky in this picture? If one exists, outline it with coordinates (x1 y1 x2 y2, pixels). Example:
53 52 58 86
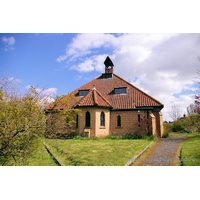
1 1 200 192
1 33 200 122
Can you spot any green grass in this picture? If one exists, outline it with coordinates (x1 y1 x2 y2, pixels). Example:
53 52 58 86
0 139 59 166
43 138 153 166
24 140 59 166
174 132 200 166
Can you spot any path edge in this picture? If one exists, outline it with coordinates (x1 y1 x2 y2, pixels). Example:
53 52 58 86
43 142 64 166
124 140 155 166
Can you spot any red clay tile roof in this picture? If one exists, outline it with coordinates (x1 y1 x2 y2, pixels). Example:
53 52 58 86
73 88 112 108
46 73 163 110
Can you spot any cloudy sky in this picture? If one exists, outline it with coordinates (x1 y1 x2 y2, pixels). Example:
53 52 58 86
1 33 200 121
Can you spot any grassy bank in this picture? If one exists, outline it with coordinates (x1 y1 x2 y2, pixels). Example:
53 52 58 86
1 137 153 166
43 138 153 166
25 140 59 166
175 132 200 166
0 139 59 166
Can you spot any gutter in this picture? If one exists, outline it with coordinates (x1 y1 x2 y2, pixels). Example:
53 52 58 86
111 107 154 111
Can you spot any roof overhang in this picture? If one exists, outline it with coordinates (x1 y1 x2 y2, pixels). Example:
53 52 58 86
111 107 154 111
74 105 112 109
111 105 164 111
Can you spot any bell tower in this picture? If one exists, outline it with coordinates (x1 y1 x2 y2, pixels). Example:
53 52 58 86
104 56 114 74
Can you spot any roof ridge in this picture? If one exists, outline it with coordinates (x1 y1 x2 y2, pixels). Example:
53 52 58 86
113 73 163 106
95 89 112 107
93 89 98 105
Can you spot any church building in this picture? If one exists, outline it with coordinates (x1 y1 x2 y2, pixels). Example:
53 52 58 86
46 56 164 138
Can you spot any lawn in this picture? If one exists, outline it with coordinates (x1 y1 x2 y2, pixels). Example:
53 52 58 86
174 132 200 166
42 138 153 166
0 139 59 166
25 140 60 166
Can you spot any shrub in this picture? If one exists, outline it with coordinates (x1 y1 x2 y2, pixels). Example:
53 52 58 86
171 120 184 132
165 113 200 134
163 122 172 136
0 76 46 166
105 134 153 140
105 135 122 139
72 135 98 140
122 133 143 139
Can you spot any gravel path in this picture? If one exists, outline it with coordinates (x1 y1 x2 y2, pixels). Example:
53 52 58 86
133 135 187 166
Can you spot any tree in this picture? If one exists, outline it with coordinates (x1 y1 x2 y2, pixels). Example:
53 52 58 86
194 57 200 114
168 103 182 121
45 93 81 139
0 73 81 165
187 103 198 115
0 74 47 165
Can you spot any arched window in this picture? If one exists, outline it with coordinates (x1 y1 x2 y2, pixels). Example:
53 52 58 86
76 114 78 128
117 115 121 127
85 111 90 127
100 112 105 126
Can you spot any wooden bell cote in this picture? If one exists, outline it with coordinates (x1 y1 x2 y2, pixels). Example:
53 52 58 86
104 56 114 74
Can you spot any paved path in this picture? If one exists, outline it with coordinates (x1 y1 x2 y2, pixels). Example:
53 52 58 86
133 135 187 166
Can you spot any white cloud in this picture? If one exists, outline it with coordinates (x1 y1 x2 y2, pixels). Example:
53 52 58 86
70 59 94 72
162 94 195 122
183 85 199 92
25 85 57 106
8 77 22 85
44 88 57 96
25 85 31 90
36 87 57 96
39 96 55 107
2 36 15 51
56 33 118 62
39 88 57 106
57 33 200 121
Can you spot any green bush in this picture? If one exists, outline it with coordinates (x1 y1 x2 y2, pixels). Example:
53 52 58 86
72 135 98 140
171 120 184 132
72 134 154 140
162 132 169 138
164 114 200 134
163 122 172 136
122 133 143 139
105 135 122 139
106 134 153 140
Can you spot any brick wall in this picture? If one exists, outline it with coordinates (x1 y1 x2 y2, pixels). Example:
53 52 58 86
94 107 110 138
152 109 163 137
159 112 164 137
72 107 164 138
149 112 157 137
75 107 110 138
110 110 150 136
